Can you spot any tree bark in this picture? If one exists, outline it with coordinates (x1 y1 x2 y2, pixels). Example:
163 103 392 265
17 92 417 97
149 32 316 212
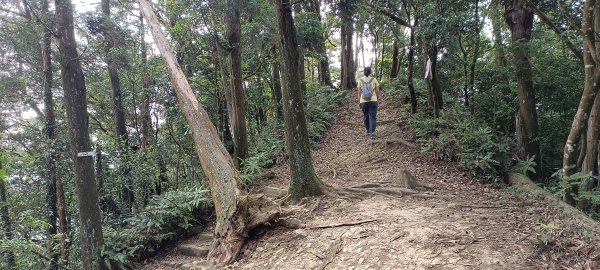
562 0 600 205
275 0 324 200
390 38 399 79
227 0 249 168
505 0 541 177
41 0 59 268
271 56 284 121
0 161 15 269
340 0 356 90
405 2 417 114
140 13 153 149
491 0 507 67
425 45 443 118
579 93 600 210
54 0 106 268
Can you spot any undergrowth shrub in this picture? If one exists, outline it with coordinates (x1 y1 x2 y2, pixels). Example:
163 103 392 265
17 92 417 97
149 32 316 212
408 106 514 180
102 185 211 268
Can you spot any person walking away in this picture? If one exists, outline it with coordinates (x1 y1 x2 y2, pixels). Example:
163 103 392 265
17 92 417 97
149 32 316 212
357 66 381 139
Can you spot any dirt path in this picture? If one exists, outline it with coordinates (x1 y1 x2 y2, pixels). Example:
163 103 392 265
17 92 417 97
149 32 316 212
145 98 597 269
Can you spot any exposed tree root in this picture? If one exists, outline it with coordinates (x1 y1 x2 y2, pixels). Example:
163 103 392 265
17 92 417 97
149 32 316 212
308 219 378 229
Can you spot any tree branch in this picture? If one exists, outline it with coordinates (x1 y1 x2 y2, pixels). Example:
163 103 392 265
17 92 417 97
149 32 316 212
365 2 410 28
525 0 583 62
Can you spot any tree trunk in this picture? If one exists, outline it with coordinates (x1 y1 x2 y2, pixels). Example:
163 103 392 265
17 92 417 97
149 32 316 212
140 0 280 264
491 0 507 67
227 0 249 168
305 0 332 87
425 45 443 118
140 13 153 149
0 161 15 269
562 0 600 205
101 0 133 209
54 0 106 268
214 42 235 153
579 93 600 211
505 0 541 178
390 38 399 79
275 0 324 200
40 1 59 268
340 0 356 90
271 56 284 121
405 4 418 114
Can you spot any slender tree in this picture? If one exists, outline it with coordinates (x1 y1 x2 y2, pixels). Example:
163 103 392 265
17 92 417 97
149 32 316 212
40 0 59 268
227 0 249 168
339 0 356 90
54 0 106 268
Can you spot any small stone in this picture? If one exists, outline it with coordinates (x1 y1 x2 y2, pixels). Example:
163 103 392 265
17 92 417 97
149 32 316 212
358 257 365 264
293 229 308 238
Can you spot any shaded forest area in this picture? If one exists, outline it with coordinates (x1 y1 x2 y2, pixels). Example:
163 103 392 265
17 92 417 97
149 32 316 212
0 0 599 269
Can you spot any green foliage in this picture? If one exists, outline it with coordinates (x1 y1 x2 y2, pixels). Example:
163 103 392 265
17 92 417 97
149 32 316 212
409 106 513 180
305 83 347 142
512 155 537 176
295 12 324 51
103 185 210 268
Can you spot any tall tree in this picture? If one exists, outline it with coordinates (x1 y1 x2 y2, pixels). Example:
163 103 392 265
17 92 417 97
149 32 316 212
271 52 284 121
40 0 59 268
227 0 249 168
339 0 356 90
100 0 134 209
505 0 541 176
54 0 106 268
405 1 417 114
275 0 324 199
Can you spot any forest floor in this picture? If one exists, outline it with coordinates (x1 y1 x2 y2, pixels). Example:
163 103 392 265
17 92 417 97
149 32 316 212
144 97 599 270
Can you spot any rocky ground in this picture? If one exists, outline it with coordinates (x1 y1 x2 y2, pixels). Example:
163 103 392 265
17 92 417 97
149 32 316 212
143 98 599 270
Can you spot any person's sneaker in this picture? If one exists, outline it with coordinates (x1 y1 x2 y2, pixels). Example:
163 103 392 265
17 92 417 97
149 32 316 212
370 133 376 139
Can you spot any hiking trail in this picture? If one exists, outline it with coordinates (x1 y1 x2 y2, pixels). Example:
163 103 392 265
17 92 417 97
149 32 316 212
143 97 597 270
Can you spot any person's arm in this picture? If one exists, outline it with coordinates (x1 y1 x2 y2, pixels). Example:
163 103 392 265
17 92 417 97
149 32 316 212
375 81 382 103
357 81 362 105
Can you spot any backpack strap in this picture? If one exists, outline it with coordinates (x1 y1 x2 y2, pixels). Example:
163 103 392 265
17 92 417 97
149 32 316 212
367 77 375 84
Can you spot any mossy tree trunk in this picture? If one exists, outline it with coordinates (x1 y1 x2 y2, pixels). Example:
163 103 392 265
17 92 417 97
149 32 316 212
275 0 324 200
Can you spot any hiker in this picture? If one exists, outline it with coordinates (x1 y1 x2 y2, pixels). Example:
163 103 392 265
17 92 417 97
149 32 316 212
357 66 381 139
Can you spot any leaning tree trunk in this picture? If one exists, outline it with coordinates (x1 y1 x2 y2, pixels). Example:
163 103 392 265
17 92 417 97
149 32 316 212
562 0 600 205
275 0 324 200
227 0 249 168
0 161 15 269
505 0 541 178
55 0 106 269
140 0 285 264
340 0 356 90
41 0 59 268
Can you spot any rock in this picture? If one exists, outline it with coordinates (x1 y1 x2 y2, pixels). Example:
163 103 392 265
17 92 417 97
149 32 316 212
181 263 192 270
178 244 209 257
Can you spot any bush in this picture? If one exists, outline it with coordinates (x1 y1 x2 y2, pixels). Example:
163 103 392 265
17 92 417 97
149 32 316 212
408 106 514 180
102 185 211 268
